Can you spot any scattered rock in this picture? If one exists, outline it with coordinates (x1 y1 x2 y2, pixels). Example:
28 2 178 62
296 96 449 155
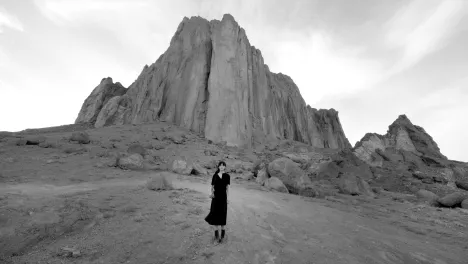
171 159 192 175
204 149 218 156
461 199 468 209
152 142 167 150
456 180 468 191
229 160 254 173
63 146 87 154
437 192 468 207
46 159 64 164
217 141 227 148
433 175 448 184
70 132 91 144
39 141 58 148
256 168 268 185
94 162 105 168
127 143 147 156
147 172 173 191
25 136 46 145
58 247 81 258
237 171 254 181
371 186 383 194
117 153 144 170
264 177 289 193
15 138 27 146
281 152 310 164
191 162 207 176
4 157 16 163
421 178 434 184
337 173 374 197
164 134 184 144
415 189 439 206
202 160 218 170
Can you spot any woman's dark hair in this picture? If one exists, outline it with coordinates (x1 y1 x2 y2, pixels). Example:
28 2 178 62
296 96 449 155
215 161 227 174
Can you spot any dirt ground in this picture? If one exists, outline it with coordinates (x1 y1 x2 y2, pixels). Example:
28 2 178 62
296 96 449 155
1 123 467 264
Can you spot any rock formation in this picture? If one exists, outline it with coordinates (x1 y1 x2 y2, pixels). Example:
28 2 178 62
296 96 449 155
75 14 351 149
353 115 447 168
353 114 468 195
75 77 127 125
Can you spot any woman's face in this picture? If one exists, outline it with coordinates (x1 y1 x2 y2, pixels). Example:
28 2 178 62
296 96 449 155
219 164 226 171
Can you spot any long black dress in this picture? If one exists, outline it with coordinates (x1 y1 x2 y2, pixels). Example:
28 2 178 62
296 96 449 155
205 172 230 226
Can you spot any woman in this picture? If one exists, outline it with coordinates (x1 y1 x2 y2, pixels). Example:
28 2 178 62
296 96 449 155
204 161 230 243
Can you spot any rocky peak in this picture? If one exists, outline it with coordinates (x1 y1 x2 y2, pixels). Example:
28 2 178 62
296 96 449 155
75 13 351 149
75 78 127 125
354 114 447 168
387 114 445 160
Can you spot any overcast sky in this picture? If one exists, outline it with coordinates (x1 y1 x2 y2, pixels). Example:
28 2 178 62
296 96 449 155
0 0 467 161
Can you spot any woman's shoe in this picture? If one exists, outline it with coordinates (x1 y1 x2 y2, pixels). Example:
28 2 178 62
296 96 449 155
219 229 225 243
214 230 219 241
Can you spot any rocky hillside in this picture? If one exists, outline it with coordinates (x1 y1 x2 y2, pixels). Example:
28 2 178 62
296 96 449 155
75 14 350 149
353 114 468 199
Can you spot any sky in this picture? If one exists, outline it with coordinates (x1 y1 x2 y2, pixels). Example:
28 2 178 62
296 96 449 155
0 0 467 161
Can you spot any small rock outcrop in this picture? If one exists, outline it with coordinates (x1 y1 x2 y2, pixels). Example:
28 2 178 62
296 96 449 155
75 77 127 124
354 115 446 168
75 14 351 149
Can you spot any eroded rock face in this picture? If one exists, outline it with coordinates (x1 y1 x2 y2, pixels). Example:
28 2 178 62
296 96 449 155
75 78 127 124
354 115 447 168
75 14 350 149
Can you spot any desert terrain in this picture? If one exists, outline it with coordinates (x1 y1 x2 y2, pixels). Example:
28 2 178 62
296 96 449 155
1 121 467 264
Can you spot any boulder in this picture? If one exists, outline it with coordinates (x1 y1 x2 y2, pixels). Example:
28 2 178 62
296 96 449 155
437 192 468 207
240 171 254 181
164 134 184 144
268 158 311 190
25 136 47 145
204 149 218 156
191 162 207 176
281 152 311 164
117 153 144 170
415 189 439 206
63 146 87 154
412 171 432 181
152 142 167 150
256 168 268 185
171 159 192 175
298 181 339 198
70 132 91 144
337 173 374 197
229 160 254 172
455 180 468 191
461 199 468 209
15 139 27 146
264 177 289 193
127 143 147 156
146 172 174 191
38 141 58 148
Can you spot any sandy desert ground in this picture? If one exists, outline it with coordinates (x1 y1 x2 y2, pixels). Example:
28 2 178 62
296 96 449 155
1 122 467 264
